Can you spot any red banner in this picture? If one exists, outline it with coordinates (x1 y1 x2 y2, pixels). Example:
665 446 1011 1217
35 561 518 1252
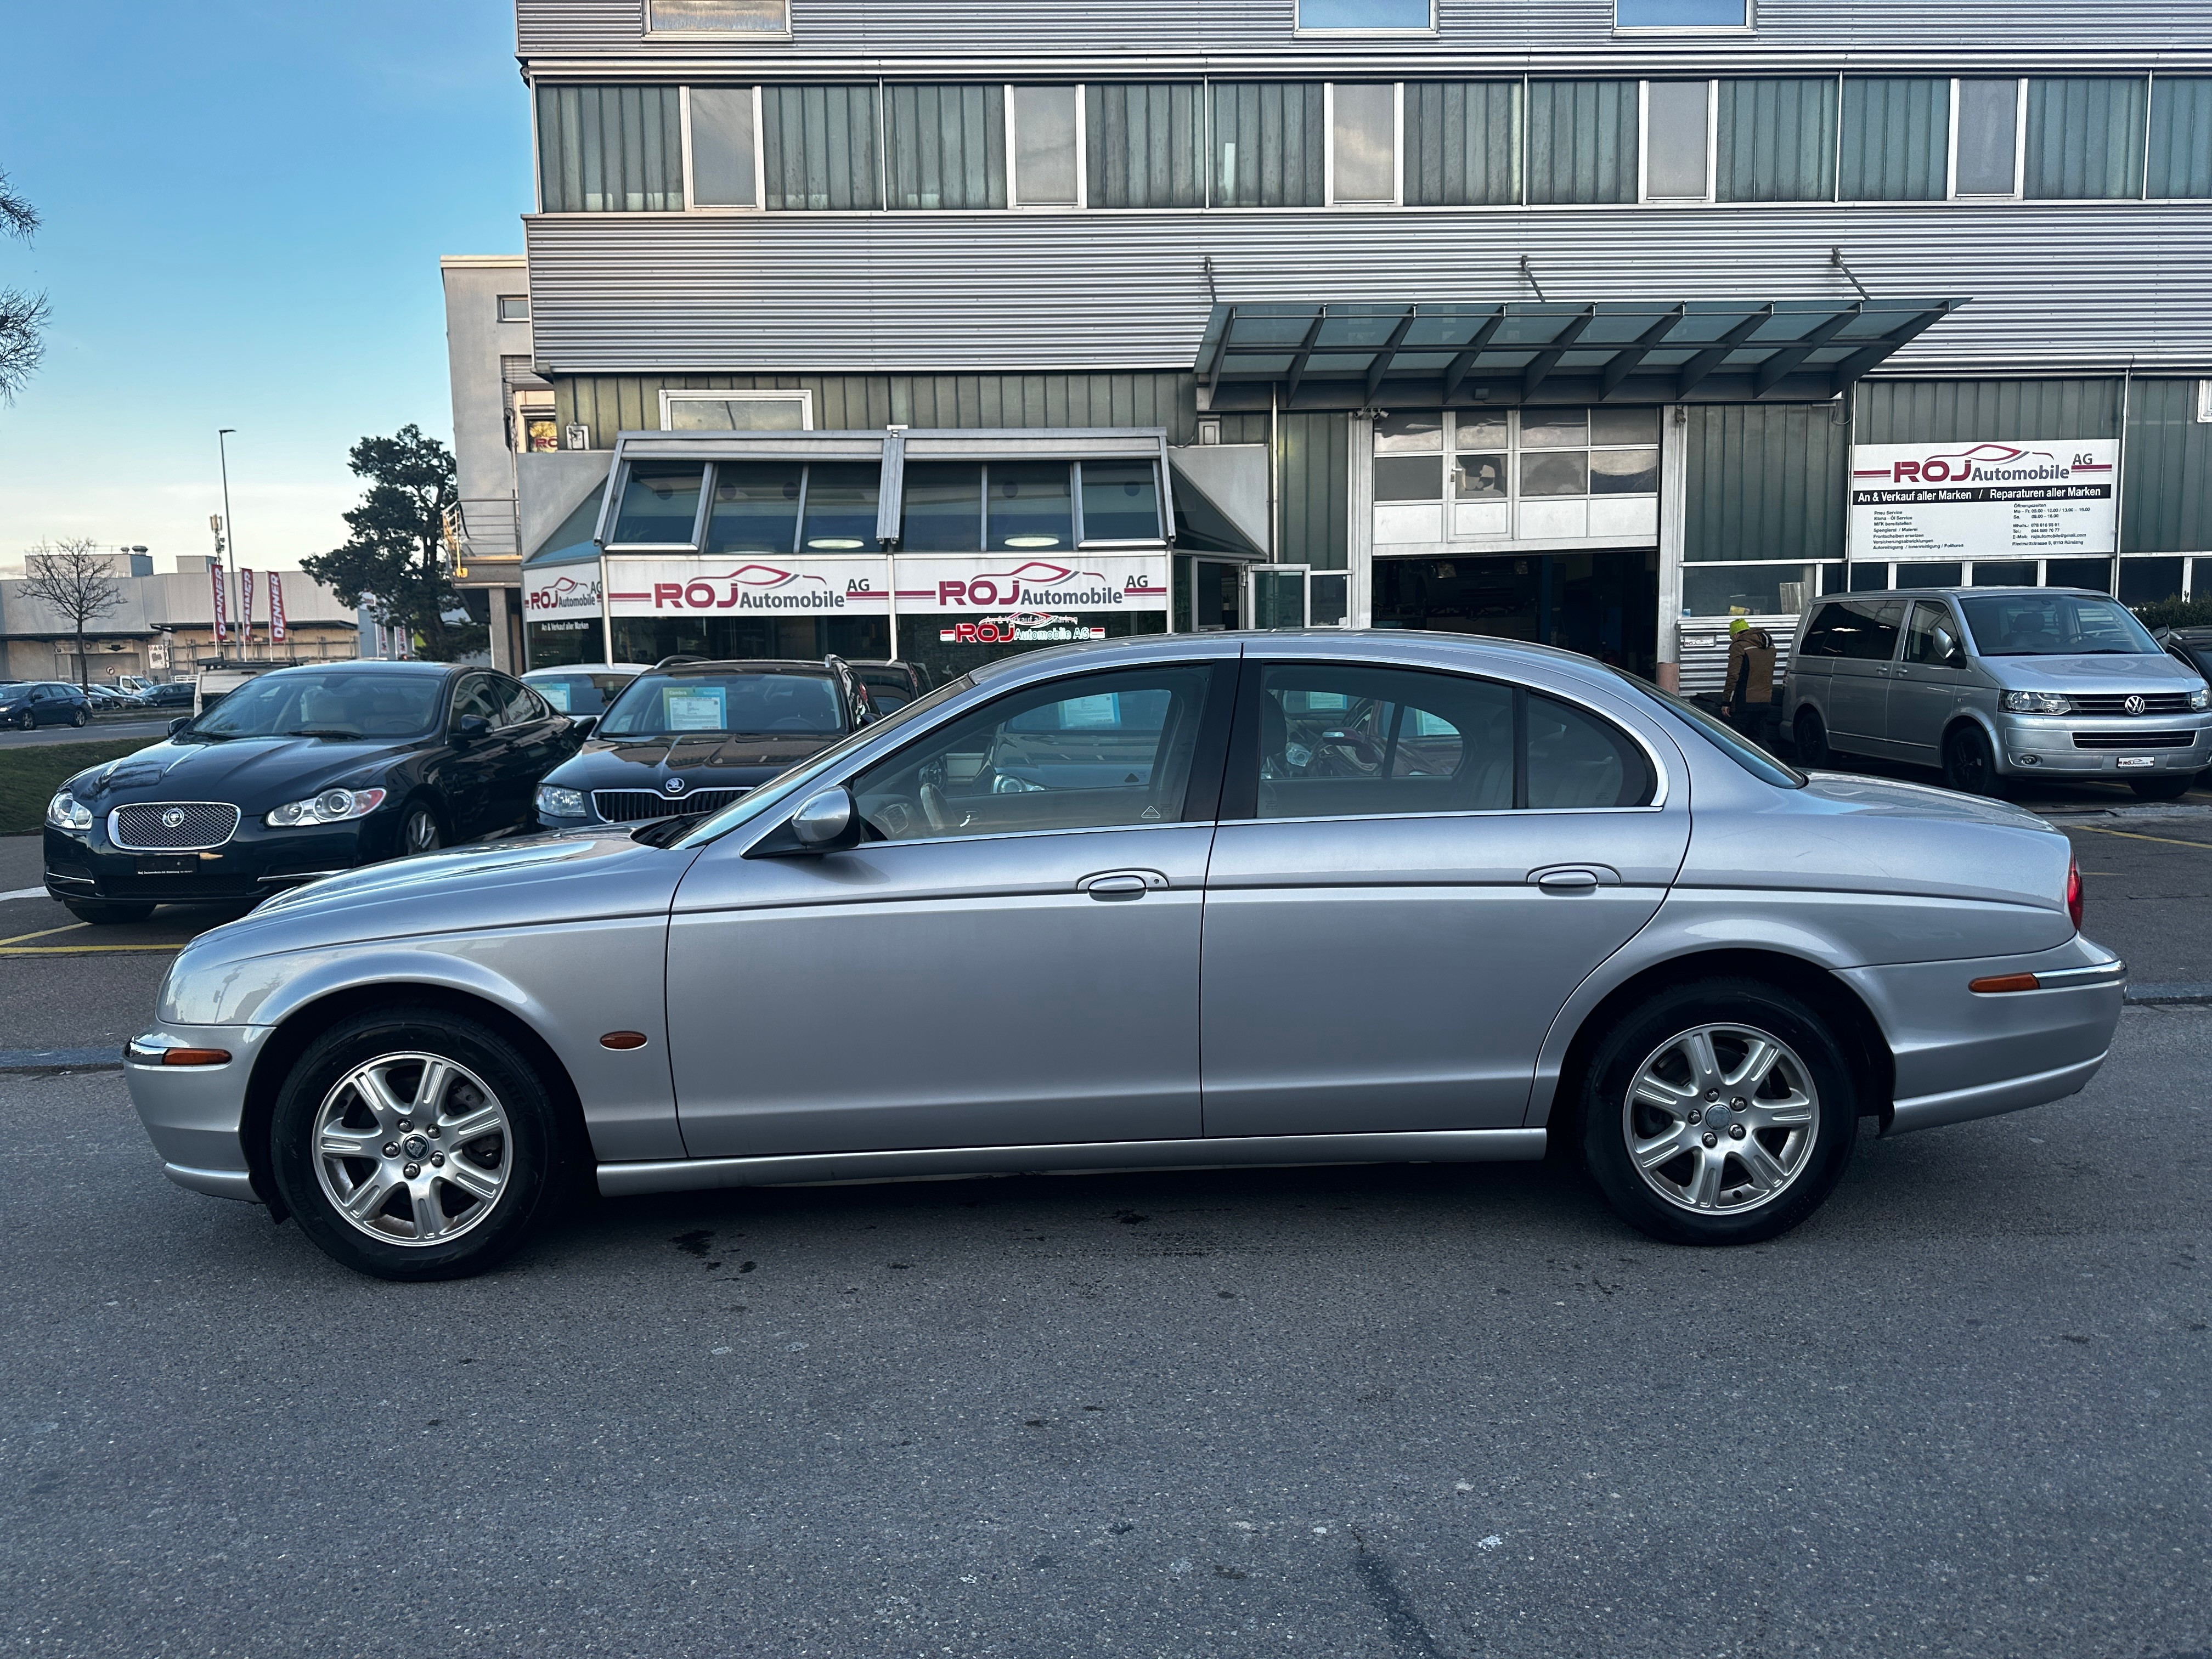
268 572 287 643
210 560 229 643
238 566 255 643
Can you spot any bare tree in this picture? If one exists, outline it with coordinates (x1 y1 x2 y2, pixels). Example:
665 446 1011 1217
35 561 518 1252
20 538 129 689
0 165 47 404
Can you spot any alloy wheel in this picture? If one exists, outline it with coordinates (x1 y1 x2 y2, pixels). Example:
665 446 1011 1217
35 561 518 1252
403 807 442 854
1622 1023 1819 1215
310 1052 511 1246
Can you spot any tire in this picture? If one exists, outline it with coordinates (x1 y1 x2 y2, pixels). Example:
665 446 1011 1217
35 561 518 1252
269 1005 574 1281
1792 707 1830 769
1942 724 2000 797
398 800 444 857
1578 978 1860 1247
12 710 31 731
2128 773 2198 801
70 707 88 727
64 900 156 925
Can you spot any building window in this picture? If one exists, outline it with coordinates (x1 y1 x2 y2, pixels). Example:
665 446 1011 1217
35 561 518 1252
535 86 685 212
1953 78 2023 198
496 295 531 323
760 86 884 211
1616 0 1748 27
2023 77 2147 199
884 85 1007 211
1212 83 1327 207
1405 81 1523 206
1715 78 1836 202
1296 0 1434 31
1087 84 1206 208
2149 78 2212 199
1839 77 1949 201
900 461 1161 549
1012 86 1081 206
660 390 814 431
1330 83 1399 205
1526 81 1639 205
648 0 787 33
1374 409 1660 548
1643 80 1713 200
686 87 759 208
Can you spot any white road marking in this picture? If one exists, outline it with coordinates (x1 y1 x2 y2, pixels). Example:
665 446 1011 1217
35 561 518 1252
0 887 53 904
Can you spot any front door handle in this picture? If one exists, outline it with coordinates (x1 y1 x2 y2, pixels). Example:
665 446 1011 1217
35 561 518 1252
1527 864 1620 893
1079 869 1167 901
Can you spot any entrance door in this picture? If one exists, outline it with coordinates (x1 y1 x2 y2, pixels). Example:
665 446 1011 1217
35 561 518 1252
665 661 1233 1158
1249 566 1307 629
1200 656 1687 1137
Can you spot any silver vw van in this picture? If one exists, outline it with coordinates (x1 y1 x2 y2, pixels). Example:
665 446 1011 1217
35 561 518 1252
1784 587 2212 798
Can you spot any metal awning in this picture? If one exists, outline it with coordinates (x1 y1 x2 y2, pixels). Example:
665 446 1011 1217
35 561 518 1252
1194 298 1965 413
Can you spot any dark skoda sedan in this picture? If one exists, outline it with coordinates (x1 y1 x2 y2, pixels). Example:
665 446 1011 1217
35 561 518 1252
532 658 876 828
43 661 583 923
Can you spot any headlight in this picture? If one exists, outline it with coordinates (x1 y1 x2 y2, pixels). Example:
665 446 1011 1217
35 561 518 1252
2190 687 2210 712
2001 691 2072 714
45 792 92 831
535 784 588 818
264 787 387 828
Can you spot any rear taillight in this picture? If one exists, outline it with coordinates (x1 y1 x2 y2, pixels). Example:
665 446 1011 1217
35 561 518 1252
2066 853 2084 933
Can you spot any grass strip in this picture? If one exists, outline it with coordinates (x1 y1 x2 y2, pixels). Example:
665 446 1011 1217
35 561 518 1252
0 738 151 837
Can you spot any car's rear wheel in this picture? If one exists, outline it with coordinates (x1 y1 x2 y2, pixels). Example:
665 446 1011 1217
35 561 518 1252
64 900 155 925
269 1006 572 1280
1578 979 1859 1246
2129 772 2198 801
1792 707 1829 769
1943 724 2000 797
69 706 88 727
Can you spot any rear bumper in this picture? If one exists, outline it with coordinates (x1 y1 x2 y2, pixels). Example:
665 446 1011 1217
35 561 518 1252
123 1023 267 1203
1841 937 2125 1136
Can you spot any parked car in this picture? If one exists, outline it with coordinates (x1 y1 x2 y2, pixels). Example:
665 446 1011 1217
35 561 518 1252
84 683 146 712
194 666 275 717
2152 625 2212 686
530 657 877 828
1786 587 2212 800
0 680 92 730
139 682 196 710
520 662 651 718
43 661 584 924
850 659 932 712
124 631 2123 1280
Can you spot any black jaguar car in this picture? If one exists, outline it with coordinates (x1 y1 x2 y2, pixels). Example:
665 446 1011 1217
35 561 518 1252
43 661 584 923
531 657 876 828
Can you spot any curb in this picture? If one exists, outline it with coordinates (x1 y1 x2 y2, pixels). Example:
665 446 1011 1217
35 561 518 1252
2124 984 2212 1006
0 1047 123 1075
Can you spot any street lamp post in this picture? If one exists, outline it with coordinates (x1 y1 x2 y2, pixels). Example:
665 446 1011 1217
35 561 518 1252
217 428 238 665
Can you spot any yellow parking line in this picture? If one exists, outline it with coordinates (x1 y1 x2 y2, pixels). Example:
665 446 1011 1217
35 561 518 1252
0 922 89 947
2067 825 2212 851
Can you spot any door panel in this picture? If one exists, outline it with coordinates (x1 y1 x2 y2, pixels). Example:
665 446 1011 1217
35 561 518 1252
667 826 1212 1157
1888 600 1968 761
1823 600 1905 748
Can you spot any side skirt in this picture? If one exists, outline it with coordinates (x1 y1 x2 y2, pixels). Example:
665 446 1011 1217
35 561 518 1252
597 1127 1547 1199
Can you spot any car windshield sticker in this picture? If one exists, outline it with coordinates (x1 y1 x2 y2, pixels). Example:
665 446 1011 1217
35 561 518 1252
663 686 727 731
1059 694 1121 728
537 680 572 713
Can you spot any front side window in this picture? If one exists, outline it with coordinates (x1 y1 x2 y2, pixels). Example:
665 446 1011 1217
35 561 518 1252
1954 78 2021 196
649 0 786 31
852 666 1212 842
611 464 705 546
1331 83 1398 204
1298 0 1432 27
1012 86 1080 205
1243 663 1653 820
1959 593 2160 657
1904 600 1966 668
601 670 846 738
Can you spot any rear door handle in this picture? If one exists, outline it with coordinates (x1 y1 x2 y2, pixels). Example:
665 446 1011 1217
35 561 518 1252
1079 869 1167 900
1528 865 1620 893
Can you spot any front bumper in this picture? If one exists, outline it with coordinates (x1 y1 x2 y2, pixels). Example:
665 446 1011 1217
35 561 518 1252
1992 712 2211 777
1841 935 2125 1135
44 811 397 906
123 1023 271 1204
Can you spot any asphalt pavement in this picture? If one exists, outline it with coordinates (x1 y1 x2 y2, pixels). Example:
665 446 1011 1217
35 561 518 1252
0 716 177 749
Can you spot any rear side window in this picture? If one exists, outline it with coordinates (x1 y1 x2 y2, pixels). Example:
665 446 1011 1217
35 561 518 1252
1798 602 1850 658
1833 600 1905 661
1237 662 1654 820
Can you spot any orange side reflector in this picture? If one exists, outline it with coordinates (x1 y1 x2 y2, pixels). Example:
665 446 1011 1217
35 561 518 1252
161 1047 233 1066
1968 973 2040 994
600 1031 650 1051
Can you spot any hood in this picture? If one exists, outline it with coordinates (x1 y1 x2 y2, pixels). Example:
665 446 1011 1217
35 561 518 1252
1978 653 2200 693
65 735 413 809
541 733 836 795
172 826 700 969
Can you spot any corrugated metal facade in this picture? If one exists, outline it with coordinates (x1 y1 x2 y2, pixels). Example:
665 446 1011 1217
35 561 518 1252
1857 377 2124 442
1087 85 1207 208
517 1 2212 65
1211 83 1325 207
1406 82 1522 207
536 85 684 212
1837 78 1948 202
523 207 2212 376
1684 404 1849 565
2024 78 2148 200
760 84 882 208
2123 378 2212 553
884 84 1007 210
1279 412 1350 571
1525 81 1637 205
1717 79 1836 204
2148 78 2212 199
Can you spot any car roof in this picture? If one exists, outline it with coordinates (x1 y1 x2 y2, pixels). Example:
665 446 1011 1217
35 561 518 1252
244 659 454 676
523 663 652 675
1824 587 2106 602
644 659 839 679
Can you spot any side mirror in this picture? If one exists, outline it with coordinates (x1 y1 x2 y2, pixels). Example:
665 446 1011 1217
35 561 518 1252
749 786 865 857
168 716 190 737
569 715 598 740
452 714 492 746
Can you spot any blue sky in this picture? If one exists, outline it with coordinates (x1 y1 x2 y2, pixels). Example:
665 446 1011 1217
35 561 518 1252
0 2 531 572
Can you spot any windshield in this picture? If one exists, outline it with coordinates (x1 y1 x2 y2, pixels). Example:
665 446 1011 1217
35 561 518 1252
597 671 846 740
1959 593 2160 657
0 683 28 698
674 673 978 848
185 670 444 740
526 671 635 716
1609 669 1807 788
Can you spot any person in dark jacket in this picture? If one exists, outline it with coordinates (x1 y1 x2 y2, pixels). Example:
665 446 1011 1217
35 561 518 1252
1723 617 1779 744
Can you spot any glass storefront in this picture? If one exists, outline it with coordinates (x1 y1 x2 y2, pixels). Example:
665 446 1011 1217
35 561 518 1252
612 614 890 664
1373 408 1661 550
1372 550 1660 679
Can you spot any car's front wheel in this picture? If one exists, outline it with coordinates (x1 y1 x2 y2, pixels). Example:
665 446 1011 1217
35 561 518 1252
1578 979 1859 1246
269 1006 574 1280
398 800 444 856
2129 772 2198 801
1943 724 2000 796
11 709 31 731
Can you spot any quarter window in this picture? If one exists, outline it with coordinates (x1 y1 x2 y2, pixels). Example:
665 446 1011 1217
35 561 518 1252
851 666 1214 841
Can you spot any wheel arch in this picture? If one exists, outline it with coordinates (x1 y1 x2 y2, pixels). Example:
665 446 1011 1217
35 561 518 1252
240 981 588 1225
1536 947 1897 1150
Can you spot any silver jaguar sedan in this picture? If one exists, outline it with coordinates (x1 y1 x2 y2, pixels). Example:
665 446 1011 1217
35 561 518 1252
125 631 2125 1280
